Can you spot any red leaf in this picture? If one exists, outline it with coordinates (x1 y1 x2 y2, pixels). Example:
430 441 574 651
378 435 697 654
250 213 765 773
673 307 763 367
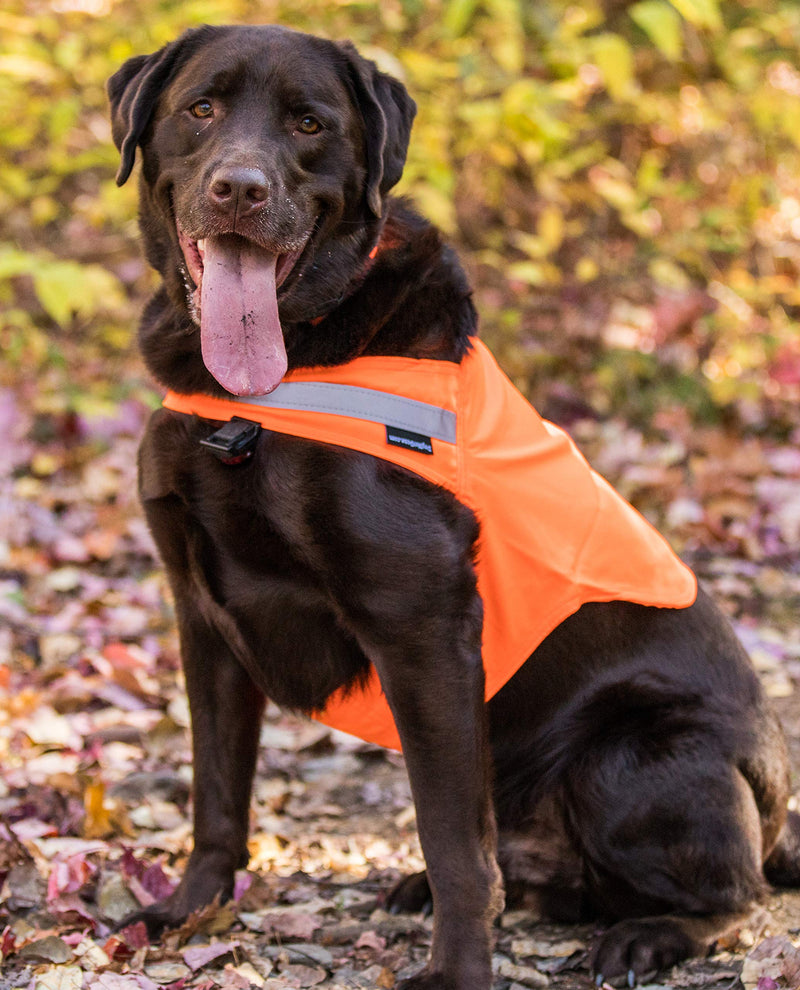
140 863 177 901
102 934 134 962
119 848 146 881
47 852 97 901
1 926 16 957
117 921 150 950
48 892 97 925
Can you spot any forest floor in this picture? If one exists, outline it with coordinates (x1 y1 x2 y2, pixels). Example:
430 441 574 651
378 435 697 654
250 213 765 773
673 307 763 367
2 336 800 990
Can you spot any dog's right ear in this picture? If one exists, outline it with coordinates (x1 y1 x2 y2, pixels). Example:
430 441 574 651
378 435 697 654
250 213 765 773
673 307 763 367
107 46 177 187
107 27 217 186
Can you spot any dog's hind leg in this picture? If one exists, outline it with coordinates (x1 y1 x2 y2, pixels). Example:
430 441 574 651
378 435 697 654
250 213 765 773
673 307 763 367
572 751 769 984
741 713 800 886
764 811 800 886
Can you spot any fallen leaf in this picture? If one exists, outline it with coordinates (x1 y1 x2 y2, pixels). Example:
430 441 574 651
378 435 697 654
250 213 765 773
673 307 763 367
182 940 240 970
215 967 257 990
143 960 191 984
494 958 549 988
48 890 99 925
512 935 585 958
277 963 327 988
84 973 160 989
30 964 83 990
4 861 46 910
225 961 269 986
98 872 141 923
140 861 178 901
742 935 800 990
1 925 16 957
84 780 115 838
261 910 324 940
72 936 111 970
47 851 97 900
18 934 72 963
24 705 82 748
354 929 387 952
116 920 150 951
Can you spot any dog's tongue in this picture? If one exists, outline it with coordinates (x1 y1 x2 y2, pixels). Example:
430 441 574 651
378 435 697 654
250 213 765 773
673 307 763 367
200 234 288 396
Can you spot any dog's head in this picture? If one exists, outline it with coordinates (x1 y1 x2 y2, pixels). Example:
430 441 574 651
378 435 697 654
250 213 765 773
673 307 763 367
108 25 416 395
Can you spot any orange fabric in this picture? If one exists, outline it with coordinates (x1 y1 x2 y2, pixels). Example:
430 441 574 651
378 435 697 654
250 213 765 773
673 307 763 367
164 338 697 750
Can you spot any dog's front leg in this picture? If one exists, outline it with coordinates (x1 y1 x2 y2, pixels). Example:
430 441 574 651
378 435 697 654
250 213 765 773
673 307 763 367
368 601 503 990
171 586 266 917
130 495 266 935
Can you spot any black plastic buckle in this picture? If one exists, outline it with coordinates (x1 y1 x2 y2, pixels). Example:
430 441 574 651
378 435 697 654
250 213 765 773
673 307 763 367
200 417 261 464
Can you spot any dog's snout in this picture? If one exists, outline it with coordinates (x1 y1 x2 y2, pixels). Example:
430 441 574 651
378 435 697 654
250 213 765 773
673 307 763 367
208 166 269 217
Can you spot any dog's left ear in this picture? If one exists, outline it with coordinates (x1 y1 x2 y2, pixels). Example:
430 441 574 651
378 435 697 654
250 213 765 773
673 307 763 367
338 43 417 218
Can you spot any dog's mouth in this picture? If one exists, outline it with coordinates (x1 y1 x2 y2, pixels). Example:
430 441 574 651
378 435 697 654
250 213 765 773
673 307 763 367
177 226 309 396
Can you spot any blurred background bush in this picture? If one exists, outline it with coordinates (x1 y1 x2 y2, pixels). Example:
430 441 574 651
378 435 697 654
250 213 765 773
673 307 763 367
2 0 799 435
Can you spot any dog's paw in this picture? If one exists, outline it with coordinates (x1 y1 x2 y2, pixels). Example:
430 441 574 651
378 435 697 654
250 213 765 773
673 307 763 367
396 972 443 990
397 966 490 990
397 974 448 990
115 879 231 940
386 871 433 915
591 918 698 987
116 900 186 940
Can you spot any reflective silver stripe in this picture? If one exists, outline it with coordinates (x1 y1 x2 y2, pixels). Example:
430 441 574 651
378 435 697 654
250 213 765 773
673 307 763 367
232 381 457 444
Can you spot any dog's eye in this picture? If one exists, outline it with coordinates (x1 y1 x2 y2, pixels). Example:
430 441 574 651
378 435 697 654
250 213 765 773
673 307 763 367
297 115 322 135
190 100 214 119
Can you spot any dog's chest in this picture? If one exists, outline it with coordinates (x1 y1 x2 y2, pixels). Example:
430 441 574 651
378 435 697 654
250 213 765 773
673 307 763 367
164 431 373 708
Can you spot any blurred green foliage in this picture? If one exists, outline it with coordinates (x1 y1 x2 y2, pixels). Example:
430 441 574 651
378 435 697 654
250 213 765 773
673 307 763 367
2 0 799 429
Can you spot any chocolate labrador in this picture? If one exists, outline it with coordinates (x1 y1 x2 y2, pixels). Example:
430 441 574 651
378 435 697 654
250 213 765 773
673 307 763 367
107 24 800 988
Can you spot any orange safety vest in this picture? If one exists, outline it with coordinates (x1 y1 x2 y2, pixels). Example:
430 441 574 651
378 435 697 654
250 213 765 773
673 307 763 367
163 338 697 750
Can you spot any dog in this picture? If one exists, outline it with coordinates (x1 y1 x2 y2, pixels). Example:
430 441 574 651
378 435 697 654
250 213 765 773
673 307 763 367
107 24 800 988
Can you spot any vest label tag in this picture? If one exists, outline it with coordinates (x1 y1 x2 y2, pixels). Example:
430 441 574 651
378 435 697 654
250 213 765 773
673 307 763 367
385 426 433 455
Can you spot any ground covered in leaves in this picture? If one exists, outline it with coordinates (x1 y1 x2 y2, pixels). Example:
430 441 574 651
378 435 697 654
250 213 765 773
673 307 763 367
1 353 800 990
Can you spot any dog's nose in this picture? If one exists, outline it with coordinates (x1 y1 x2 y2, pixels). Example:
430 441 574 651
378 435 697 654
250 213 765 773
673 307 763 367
208 166 269 217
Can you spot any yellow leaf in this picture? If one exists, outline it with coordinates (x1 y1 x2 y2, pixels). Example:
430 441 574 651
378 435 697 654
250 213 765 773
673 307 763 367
33 965 83 990
538 205 565 252
591 34 636 100
630 0 683 59
83 780 113 839
444 0 480 36
668 0 723 30
31 453 62 478
576 257 599 282
0 54 58 82
588 163 639 211
649 258 692 290
508 261 547 285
